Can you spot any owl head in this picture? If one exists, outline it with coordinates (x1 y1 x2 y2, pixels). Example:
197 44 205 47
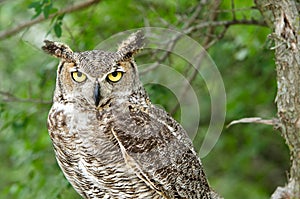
42 31 144 108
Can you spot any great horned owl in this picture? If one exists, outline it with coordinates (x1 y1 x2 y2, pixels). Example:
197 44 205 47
43 31 216 199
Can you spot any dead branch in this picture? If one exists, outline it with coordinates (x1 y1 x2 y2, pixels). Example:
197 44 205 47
0 0 101 40
226 117 280 128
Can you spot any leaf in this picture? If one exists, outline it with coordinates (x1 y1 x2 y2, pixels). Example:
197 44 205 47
50 7 58 15
51 14 64 37
43 1 56 19
54 23 62 37
28 1 40 9
31 10 42 19
43 4 52 19
29 0 57 19
28 1 42 19
57 14 65 21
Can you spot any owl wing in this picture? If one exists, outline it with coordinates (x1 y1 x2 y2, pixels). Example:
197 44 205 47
111 105 211 198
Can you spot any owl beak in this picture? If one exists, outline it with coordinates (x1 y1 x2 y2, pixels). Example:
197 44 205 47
94 81 101 107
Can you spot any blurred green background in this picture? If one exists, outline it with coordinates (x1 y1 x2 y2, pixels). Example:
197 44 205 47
0 0 289 198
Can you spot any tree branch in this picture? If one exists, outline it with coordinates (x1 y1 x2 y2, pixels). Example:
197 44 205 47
0 0 101 40
181 0 207 29
256 0 300 198
170 0 223 115
141 19 265 77
140 0 208 76
184 19 268 35
226 117 280 128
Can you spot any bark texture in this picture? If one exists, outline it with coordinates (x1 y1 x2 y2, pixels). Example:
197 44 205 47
255 0 300 198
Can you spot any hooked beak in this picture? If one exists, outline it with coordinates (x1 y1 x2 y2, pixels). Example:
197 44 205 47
93 81 101 107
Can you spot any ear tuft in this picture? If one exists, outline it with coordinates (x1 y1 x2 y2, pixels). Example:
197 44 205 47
117 31 145 60
42 40 75 62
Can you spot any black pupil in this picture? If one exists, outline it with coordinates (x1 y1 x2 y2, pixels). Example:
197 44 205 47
111 71 118 77
77 72 82 77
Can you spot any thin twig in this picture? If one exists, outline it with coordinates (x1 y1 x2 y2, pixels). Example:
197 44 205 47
226 117 280 128
204 25 229 49
170 0 221 115
184 19 267 35
231 0 237 20
0 0 101 40
203 0 221 44
140 0 208 76
182 0 207 29
148 6 176 29
140 34 181 75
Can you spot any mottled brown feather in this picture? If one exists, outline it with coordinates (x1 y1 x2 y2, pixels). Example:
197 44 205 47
45 31 217 199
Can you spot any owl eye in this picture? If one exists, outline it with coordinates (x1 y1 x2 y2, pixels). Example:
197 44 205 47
107 71 123 83
71 71 87 83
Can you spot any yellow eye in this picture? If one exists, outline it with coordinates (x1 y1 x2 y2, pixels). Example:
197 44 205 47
71 71 87 83
107 71 123 82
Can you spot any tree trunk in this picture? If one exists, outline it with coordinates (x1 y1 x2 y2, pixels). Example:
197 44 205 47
255 0 300 198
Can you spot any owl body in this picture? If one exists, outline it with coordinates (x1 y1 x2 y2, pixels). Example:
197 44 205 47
44 32 214 199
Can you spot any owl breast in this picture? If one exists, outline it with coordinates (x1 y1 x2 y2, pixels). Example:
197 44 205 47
47 102 163 199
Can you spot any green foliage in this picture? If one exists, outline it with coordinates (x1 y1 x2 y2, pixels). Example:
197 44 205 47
0 0 289 198
28 0 63 37
28 0 58 19
52 14 64 37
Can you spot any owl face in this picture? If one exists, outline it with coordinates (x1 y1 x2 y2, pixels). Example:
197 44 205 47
43 31 144 109
57 53 139 108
